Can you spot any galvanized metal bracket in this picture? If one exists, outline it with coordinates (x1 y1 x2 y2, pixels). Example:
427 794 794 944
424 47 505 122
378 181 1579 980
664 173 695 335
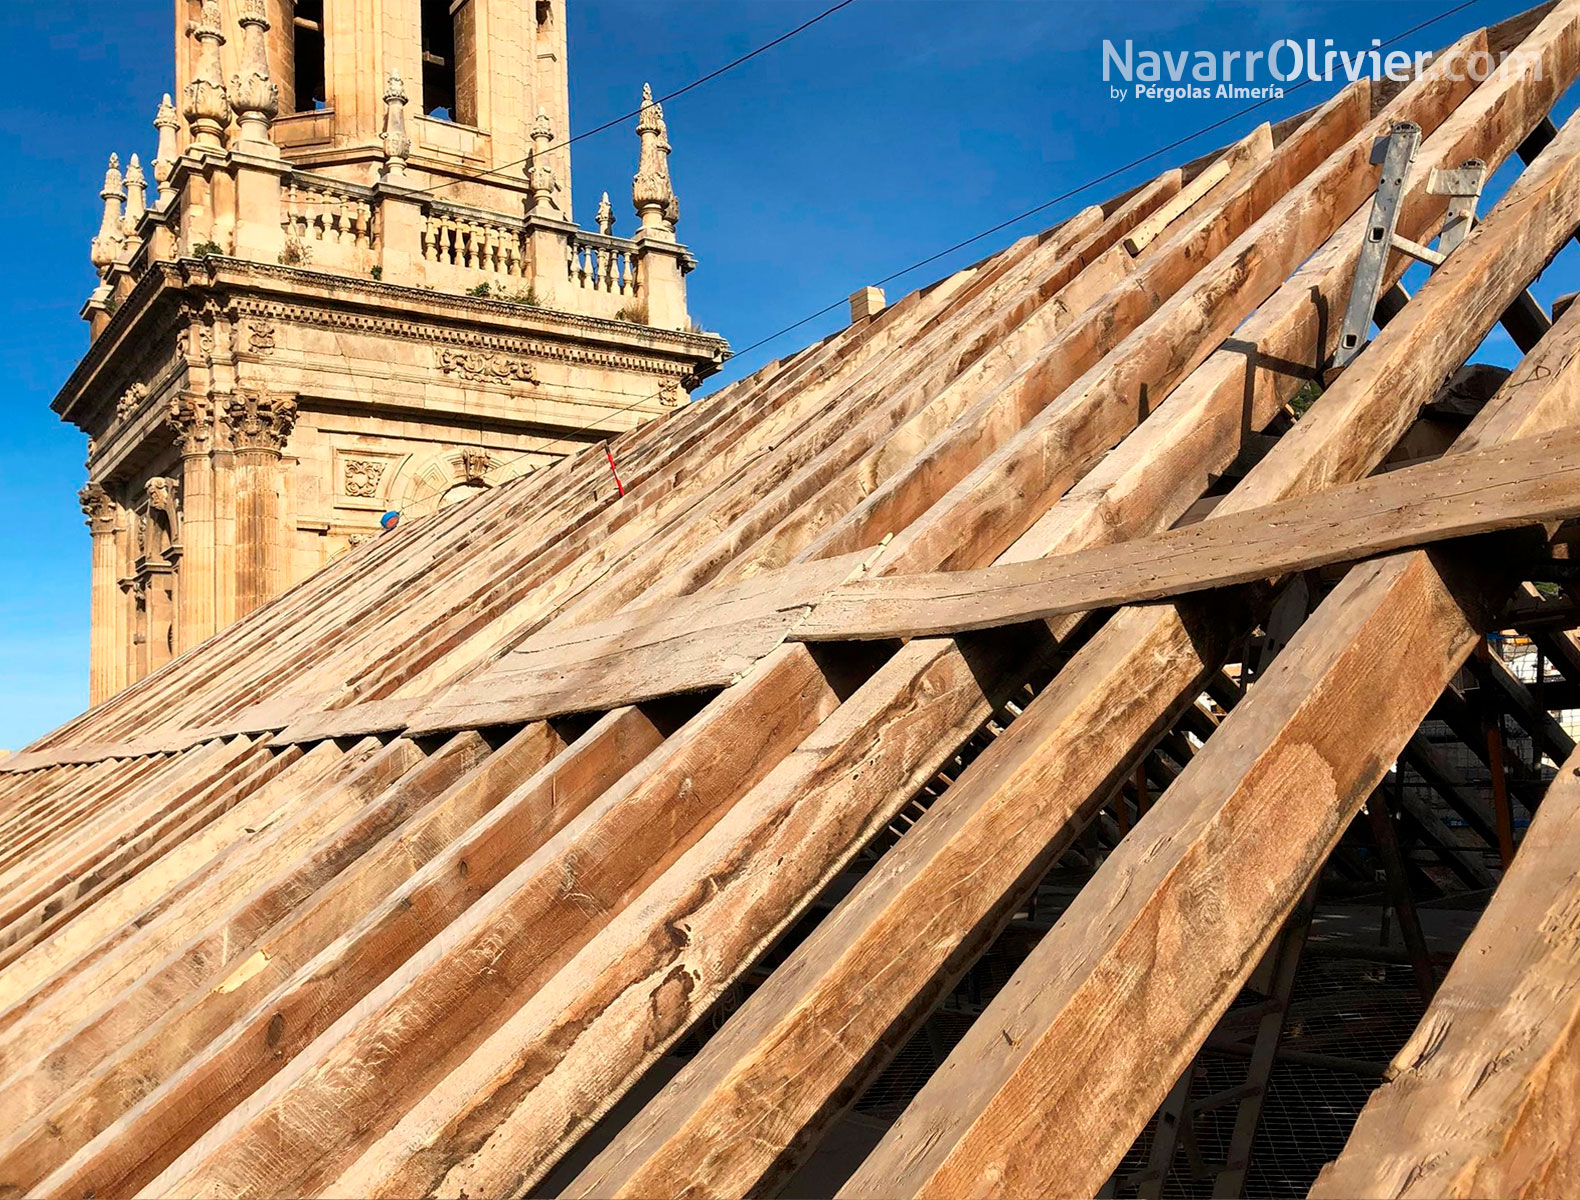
1335 122 1422 369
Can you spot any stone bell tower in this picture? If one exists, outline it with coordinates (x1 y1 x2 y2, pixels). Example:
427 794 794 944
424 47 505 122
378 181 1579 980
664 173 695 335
56 0 729 704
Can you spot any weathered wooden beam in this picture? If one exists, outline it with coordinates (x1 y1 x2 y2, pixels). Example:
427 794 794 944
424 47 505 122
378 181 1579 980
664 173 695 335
836 87 1580 1196
1312 741 1580 1198
407 552 864 733
1467 639 1577 765
1123 125 1273 257
135 642 865 1198
795 428 1580 642
563 24 1580 1198
17 711 660 1197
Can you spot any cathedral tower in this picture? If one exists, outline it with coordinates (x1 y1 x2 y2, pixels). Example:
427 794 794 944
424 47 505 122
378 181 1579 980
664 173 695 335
57 0 728 703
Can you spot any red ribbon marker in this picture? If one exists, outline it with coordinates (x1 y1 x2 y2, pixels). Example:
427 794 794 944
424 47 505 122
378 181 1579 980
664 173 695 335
605 445 625 497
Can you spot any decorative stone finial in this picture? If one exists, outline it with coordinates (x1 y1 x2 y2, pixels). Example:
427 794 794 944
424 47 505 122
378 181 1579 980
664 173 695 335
229 0 280 151
90 154 127 276
632 83 677 235
526 108 560 217
381 72 412 180
123 154 147 232
597 191 614 236
182 1 230 150
153 95 181 204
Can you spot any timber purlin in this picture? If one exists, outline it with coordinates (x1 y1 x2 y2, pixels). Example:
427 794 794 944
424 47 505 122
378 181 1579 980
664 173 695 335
7 4 1580 1198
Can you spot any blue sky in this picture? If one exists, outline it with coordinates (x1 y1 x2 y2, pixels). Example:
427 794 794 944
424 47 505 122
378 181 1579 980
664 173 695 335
1 0 1573 749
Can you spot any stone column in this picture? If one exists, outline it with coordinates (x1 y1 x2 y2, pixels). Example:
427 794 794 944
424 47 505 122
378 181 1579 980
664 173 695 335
168 395 216 651
78 483 120 705
223 393 296 617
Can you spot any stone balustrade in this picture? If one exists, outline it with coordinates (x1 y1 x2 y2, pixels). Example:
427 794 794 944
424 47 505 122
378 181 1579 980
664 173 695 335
567 231 641 299
282 175 377 268
421 203 527 281
85 45 695 335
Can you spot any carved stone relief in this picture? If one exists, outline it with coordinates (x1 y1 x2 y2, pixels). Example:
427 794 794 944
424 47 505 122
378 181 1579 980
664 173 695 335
437 348 540 384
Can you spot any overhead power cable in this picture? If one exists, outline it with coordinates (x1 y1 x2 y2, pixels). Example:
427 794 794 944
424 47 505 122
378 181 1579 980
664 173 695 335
397 0 1497 516
723 0 1492 363
407 0 860 198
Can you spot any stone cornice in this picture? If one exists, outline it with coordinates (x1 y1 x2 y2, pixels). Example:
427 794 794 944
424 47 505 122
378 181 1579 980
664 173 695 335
207 257 728 355
54 256 729 430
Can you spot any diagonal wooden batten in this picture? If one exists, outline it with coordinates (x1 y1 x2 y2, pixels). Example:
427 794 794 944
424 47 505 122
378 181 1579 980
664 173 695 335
841 73 1580 1200
427 23 1542 751
1311 742 1580 1198
1123 125 1273 258
405 552 866 734
794 428 1580 642
393 59 1458 736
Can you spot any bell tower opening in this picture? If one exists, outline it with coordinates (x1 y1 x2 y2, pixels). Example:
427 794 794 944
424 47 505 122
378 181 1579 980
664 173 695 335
293 0 327 111
421 0 458 119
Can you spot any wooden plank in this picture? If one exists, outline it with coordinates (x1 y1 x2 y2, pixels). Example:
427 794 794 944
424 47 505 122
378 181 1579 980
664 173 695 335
1123 125 1273 257
0 743 302 972
407 552 866 734
318 628 1061 1200
268 696 423 745
796 429 1580 642
142 643 852 1198
1311 741 1580 1199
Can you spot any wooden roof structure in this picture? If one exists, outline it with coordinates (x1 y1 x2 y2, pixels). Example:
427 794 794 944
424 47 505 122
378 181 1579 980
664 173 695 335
7 3 1580 1195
